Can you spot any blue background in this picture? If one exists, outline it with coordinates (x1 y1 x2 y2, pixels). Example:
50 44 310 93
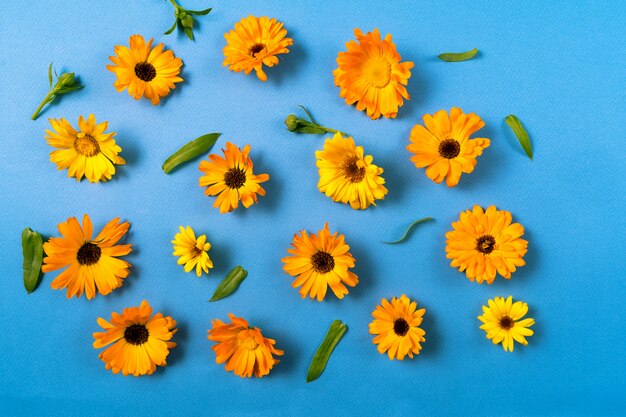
0 0 624 415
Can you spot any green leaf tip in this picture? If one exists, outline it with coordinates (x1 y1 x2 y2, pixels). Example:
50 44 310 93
162 133 221 174
209 266 248 302
384 217 434 244
505 114 533 160
437 48 479 62
306 320 347 383
22 227 44 294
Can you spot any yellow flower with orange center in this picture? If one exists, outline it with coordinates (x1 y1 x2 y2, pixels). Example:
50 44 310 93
208 314 283 378
446 205 528 284
198 142 269 213
478 296 535 352
107 34 183 105
407 107 490 187
223 16 293 81
45 114 125 183
369 295 426 360
172 226 213 276
93 300 177 376
42 214 132 299
316 133 387 209
282 223 358 301
333 28 414 119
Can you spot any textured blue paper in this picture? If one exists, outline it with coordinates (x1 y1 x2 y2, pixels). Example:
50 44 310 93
0 1 624 416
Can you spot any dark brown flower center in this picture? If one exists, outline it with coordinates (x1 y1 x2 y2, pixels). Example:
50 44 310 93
74 134 100 157
76 242 101 265
248 43 266 56
438 139 461 159
134 62 156 82
224 167 246 189
476 235 496 254
311 251 335 273
499 316 514 330
393 318 410 336
124 324 150 345
343 156 366 183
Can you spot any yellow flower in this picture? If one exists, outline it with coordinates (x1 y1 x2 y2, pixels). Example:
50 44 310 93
45 114 125 183
223 16 293 81
93 300 177 376
333 28 413 119
315 132 387 209
281 223 358 301
208 314 283 378
369 295 426 360
478 296 535 352
42 214 132 299
198 142 269 213
107 34 183 105
171 226 213 276
407 107 490 187
446 205 528 284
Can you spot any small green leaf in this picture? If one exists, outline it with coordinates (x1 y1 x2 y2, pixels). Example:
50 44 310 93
163 133 221 174
164 19 178 35
22 227 44 294
183 25 194 40
187 7 212 15
437 48 479 62
47 63 53 87
307 320 347 383
505 114 533 160
210 266 248 302
384 217 434 244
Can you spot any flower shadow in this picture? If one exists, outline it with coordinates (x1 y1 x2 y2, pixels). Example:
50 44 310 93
455 124 504 190
413 299 443 359
394 59 429 121
254 323 301 378
341 239 377 300
266 31 307 86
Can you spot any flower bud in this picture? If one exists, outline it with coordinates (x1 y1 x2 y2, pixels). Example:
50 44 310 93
285 114 300 131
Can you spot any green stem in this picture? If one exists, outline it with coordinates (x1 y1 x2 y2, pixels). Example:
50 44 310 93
321 126 344 135
169 0 181 9
31 94 51 120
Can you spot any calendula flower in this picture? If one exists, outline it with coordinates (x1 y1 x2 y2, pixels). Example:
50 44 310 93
407 107 490 187
171 226 213 276
281 223 358 301
107 34 183 105
369 295 426 360
45 114 125 183
93 300 177 376
446 205 528 284
478 296 535 352
223 16 293 81
198 142 269 213
208 314 283 378
42 214 132 299
316 132 387 210
333 28 413 119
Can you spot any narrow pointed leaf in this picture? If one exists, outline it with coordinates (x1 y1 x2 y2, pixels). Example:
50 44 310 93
505 114 533 159
437 48 479 62
187 8 212 15
163 133 221 174
47 63 53 87
307 320 347 383
22 228 44 293
164 19 178 35
384 217 434 244
210 266 248 302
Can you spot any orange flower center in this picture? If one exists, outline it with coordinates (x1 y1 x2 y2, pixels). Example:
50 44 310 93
342 156 366 183
135 62 156 82
393 318 410 336
124 324 150 345
237 330 260 350
476 235 496 254
224 167 246 189
363 56 391 88
74 133 100 157
248 43 266 57
499 316 514 330
77 242 101 265
438 139 461 159
311 250 335 273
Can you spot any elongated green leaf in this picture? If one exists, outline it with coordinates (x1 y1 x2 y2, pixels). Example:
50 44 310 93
164 19 178 35
307 320 347 383
163 133 221 174
47 63 53 87
210 266 248 302
187 7 212 15
437 48 479 62
384 217 434 244
22 227 44 293
505 114 533 159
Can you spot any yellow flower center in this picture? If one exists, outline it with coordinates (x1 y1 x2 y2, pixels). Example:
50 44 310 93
248 43 266 57
311 250 335 273
135 62 156 82
124 324 150 345
237 330 260 350
76 242 101 265
476 235 496 254
74 133 100 157
342 156 366 183
499 316 514 330
438 139 461 159
363 56 391 88
393 318 410 336
224 167 246 189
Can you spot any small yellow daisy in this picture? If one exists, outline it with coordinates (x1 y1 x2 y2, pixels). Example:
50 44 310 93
171 226 213 276
478 296 535 352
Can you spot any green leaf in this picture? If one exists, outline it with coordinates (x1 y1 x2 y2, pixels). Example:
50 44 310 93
162 133 221 174
298 105 317 124
186 7 212 15
164 19 178 35
47 63 53 87
183 25 194 40
209 266 248 302
384 217 434 244
505 114 533 160
22 227 44 294
437 48 479 62
306 320 347 383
